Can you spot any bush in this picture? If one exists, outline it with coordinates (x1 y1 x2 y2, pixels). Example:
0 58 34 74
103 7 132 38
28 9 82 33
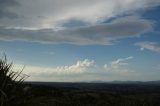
0 55 29 106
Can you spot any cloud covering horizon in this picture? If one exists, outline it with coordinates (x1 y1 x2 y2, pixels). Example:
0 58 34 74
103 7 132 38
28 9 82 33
12 56 159 82
13 57 134 81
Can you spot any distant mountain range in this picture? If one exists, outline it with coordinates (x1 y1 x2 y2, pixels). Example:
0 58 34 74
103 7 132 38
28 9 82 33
89 80 160 84
24 80 160 91
25 80 160 85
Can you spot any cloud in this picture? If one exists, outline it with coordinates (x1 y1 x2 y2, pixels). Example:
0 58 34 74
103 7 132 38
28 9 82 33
13 56 160 81
14 59 95 79
16 57 133 81
56 59 94 74
0 0 159 28
111 56 133 66
13 57 135 81
0 0 19 19
135 41 160 53
0 0 158 45
104 56 134 73
0 16 153 45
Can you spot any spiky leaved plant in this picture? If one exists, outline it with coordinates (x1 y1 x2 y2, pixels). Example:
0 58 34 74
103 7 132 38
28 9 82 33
0 55 29 106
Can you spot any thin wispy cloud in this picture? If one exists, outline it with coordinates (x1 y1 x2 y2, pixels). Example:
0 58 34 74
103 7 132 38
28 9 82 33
104 56 134 74
136 41 160 53
111 56 133 66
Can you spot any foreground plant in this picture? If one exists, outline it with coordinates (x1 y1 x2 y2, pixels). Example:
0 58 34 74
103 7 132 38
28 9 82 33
0 55 29 106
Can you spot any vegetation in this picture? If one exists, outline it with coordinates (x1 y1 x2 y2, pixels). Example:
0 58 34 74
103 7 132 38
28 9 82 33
25 85 160 106
0 55 29 106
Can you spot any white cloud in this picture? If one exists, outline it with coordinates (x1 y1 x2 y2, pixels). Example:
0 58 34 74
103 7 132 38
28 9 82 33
13 59 94 80
0 0 159 28
104 56 134 74
0 16 152 45
56 59 94 74
135 41 160 53
13 56 136 82
12 56 160 81
13 57 134 81
111 56 133 66
0 0 158 45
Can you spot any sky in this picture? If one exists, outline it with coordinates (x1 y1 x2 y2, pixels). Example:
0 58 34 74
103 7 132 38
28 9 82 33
0 0 160 82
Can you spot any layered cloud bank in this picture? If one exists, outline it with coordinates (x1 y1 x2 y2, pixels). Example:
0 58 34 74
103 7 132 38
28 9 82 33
0 0 159 27
0 16 152 45
0 0 159 45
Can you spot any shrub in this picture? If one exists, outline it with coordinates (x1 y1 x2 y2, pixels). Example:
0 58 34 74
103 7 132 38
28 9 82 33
0 55 29 106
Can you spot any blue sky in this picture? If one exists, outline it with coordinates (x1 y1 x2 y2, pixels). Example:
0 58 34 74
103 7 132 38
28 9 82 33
0 0 160 82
